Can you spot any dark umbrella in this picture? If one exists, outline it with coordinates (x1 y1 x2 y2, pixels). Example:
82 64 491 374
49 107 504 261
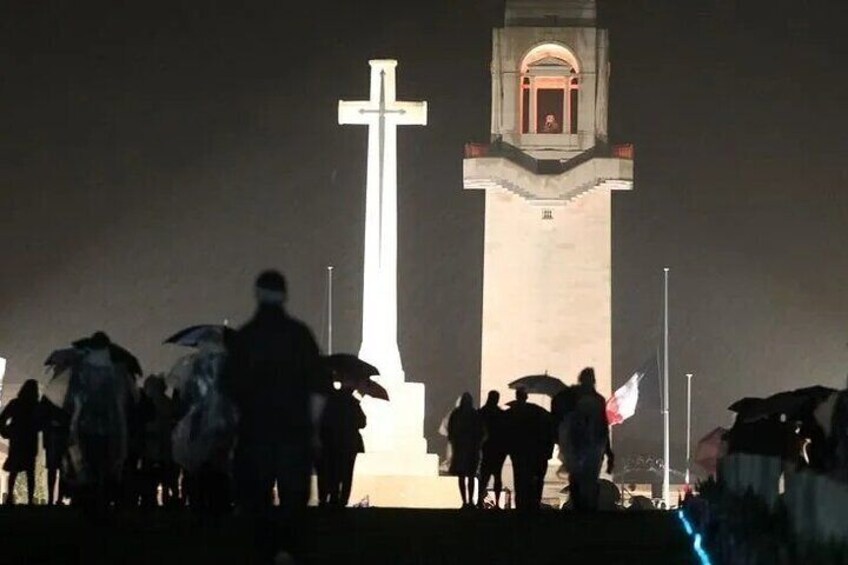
323 354 379 383
164 324 235 347
44 348 82 374
43 369 73 408
728 397 763 414
694 427 728 475
322 354 387 401
71 335 143 376
508 374 567 397
730 386 837 423
356 379 390 401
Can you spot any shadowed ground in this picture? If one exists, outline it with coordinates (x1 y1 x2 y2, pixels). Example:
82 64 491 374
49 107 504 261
0 507 696 564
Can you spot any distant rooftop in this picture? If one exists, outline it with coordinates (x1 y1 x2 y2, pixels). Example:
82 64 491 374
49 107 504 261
505 0 596 27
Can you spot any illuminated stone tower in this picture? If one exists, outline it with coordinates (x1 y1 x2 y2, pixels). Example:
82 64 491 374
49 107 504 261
464 0 634 402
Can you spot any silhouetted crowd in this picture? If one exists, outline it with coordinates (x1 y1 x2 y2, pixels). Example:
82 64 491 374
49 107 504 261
6 269 843 563
0 271 353 561
446 368 613 511
0 269 621 525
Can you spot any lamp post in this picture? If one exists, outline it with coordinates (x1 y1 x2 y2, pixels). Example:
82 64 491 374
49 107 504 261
327 266 334 354
685 372 693 485
662 267 671 509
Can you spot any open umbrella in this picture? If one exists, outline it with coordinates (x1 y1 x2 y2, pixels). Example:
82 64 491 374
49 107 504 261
814 392 840 436
164 324 235 348
322 354 387 401
728 397 763 416
356 379 389 401
508 373 567 397
43 367 72 409
694 427 728 475
730 386 836 423
71 335 143 376
44 348 82 376
323 354 379 383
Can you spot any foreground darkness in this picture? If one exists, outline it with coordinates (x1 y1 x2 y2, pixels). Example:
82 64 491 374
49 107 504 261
0 507 696 564
1 0 846 462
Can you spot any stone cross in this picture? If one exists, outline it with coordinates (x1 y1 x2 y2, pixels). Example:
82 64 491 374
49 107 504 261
339 60 427 380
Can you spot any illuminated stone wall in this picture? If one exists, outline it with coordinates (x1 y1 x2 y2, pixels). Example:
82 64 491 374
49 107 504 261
480 187 613 400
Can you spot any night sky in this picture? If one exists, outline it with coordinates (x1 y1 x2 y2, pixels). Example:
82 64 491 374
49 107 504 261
2 0 847 464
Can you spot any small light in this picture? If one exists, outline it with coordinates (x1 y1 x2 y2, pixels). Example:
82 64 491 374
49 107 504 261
542 209 553 220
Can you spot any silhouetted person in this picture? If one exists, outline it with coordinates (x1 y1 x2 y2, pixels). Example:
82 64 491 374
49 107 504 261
505 388 555 510
317 385 365 507
65 332 133 512
478 390 507 508
140 375 176 507
0 380 40 505
551 385 578 425
38 396 70 505
221 270 328 562
723 413 785 502
121 384 147 507
447 392 484 508
833 380 848 482
551 385 578 475
171 331 236 512
564 368 612 512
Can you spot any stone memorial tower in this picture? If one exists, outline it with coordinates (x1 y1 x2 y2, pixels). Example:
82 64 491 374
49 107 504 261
464 0 635 402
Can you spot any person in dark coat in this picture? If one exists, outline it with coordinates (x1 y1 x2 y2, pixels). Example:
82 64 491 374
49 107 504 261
565 367 614 510
447 392 484 508
317 385 366 507
564 368 613 512
170 333 236 513
477 390 507 508
220 270 329 561
140 375 177 507
832 380 848 482
64 332 133 512
505 388 555 510
0 380 40 505
38 396 70 505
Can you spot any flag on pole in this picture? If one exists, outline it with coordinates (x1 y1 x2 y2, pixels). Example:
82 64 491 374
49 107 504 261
606 371 644 425
606 356 659 426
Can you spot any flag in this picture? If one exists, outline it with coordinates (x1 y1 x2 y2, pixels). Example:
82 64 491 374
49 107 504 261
606 371 644 425
606 356 659 426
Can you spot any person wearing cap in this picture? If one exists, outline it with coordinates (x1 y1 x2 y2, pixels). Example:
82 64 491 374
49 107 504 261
220 270 329 560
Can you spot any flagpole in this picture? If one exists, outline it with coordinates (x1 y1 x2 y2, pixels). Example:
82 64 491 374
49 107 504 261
662 267 671 508
685 372 693 485
327 266 334 355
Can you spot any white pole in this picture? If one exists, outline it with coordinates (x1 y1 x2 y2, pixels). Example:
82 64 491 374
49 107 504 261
0 356 6 409
685 373 693 485
662 267 671 509
327 266 334 355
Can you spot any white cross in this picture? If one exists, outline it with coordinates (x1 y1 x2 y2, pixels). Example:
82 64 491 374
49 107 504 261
338 60 427 380
339 61 427 263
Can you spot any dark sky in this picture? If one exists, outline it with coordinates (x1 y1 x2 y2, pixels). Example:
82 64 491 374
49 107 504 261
2 0 847 463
